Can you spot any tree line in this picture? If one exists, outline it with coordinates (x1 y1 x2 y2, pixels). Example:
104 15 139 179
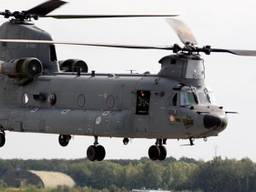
0 156 255 192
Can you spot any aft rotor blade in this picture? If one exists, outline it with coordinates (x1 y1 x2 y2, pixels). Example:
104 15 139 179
210 48 256 56
25 0 67 16
0 39 173 50
43 14 178 19
166 18 197 45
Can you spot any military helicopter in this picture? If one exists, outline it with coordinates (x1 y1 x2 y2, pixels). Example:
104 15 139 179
0 0 255 161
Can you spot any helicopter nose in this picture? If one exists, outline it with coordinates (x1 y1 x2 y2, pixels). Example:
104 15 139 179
203 115 227 130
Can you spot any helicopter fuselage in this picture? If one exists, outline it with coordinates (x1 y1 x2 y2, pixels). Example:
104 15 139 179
0 72 227 140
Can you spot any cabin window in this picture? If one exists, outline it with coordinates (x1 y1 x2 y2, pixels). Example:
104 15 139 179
136 90 151 115
50 45 57 61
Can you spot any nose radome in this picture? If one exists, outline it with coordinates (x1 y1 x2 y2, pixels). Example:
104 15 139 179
203 115 227 129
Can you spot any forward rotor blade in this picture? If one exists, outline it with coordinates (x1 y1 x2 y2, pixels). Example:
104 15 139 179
210 48 256 56
1 39 256 56
0 39 173 50
225 111 238 114
166 18 197 45
25 0 67 16
43 14 178 19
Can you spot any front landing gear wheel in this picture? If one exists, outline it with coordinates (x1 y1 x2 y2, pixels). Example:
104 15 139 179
87 145 106 161
148 145 160 161
96 145 106 161
87 145 97 161
0 132 5 147
158 145 167 161
58 135 71 147
148 139 168 161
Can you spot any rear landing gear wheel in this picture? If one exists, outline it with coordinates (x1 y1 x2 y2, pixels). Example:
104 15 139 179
0 132 5 147
58 135 71 147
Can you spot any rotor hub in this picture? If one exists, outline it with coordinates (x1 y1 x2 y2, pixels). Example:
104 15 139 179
0 0 67 22
0 10 38 21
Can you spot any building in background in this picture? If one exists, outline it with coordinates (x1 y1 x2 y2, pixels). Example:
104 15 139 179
3 169 75 188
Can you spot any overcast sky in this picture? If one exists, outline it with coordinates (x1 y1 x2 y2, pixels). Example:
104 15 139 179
0 0 256 161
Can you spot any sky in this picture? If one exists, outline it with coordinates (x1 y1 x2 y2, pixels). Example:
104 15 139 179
0 0 256 161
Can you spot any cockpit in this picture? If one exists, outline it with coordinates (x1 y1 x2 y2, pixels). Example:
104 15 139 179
197 88 213 104
172 86 213 106
179 91 198 106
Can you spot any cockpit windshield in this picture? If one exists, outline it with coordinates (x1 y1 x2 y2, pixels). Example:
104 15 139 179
172 85 213 106
180 91 198 106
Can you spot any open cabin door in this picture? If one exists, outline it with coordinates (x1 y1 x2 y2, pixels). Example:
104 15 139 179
133 90 151 135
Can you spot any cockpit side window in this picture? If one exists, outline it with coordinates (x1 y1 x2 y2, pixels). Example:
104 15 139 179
205 89 212 103
197 88 212 104
198 92 209 104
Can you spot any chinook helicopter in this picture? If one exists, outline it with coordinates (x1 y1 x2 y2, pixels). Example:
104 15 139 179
0 0 255 161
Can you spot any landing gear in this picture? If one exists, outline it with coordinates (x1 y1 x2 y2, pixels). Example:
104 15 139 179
148 139 167 161
87 145 106 161
158 145 167 161
123 138 129 145
148 145 160 160
58 134 71 147
0 131 5 147
189 137 194 146
87 136 106 161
